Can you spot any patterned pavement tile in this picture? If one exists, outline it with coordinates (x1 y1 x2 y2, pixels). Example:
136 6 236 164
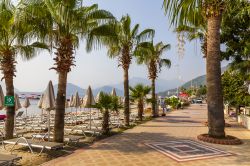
145 140 233 162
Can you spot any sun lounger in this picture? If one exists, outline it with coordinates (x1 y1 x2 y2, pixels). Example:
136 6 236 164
32 133 84 144
3 137 64 155
0 153 21 166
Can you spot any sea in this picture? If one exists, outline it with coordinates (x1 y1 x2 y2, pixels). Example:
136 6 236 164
0 99 74 116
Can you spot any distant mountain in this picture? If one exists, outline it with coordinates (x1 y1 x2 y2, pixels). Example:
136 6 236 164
112 77 182 93
158 65 229 97
182 75 206 89
53 83 122 98
53 83 86 97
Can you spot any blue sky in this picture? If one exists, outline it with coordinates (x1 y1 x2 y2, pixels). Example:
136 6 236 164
2 0 227 92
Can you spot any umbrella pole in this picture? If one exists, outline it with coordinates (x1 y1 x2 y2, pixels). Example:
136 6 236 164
90 108 92 129
75 108 77 125
71 107 73 124
48 110 50 141
25 108 27 129
41 109 43 122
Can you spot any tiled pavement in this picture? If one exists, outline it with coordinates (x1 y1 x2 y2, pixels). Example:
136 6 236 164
42 104 250 166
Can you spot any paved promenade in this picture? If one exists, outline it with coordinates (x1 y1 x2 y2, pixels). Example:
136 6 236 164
43 104 250 166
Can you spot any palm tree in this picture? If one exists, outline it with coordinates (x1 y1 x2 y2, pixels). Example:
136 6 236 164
0 0 48 139
18 0 115 142
95 92 122 135
129 84 151 121
135 42 171 117
87 15 154 126
163 0 240 138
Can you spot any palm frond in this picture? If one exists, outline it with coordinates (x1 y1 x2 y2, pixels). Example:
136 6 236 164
136 29 155 43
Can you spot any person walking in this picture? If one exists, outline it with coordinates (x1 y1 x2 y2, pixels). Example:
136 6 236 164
160 99 166 116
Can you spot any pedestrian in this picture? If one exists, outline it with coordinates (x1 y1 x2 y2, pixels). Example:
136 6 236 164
161 99 166 116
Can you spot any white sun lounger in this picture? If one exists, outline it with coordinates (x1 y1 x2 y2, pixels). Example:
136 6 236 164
3 137 64 155
0 153 21 166
32 133 84 144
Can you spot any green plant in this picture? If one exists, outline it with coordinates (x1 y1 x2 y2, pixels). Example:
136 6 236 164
165 97 181 109
130 84 151 121
95 92 122 135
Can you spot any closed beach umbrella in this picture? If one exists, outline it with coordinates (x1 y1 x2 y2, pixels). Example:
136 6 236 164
83 86 95 128
65 100 69 108
69 94 74 115
95 92 101 103
14 94 22 129
0 85 4 110
111 88 117 97
22 97 31 117
83 86 95 107
41 81 55 141
41 81 55 110
95 92 102 118
72 92 81 108
72 92 81 123
69 95 74 107
38 94 44 108
14 94 22 111
37 94 44 120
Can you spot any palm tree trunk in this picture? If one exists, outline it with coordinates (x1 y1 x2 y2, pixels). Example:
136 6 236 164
124 68 130 126
54 71 67 142
1 53 16 139
138 99 143 121
4 76 15 139
151 79 157 117
102 109 109 135
207 15 225 138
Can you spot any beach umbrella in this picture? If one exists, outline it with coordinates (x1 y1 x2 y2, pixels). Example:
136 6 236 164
14 94 22 111
111 88 117 96
41 81 55 141
69 95 74 107
14 94 22 130
0 85 4 110
65 100 69 108
83 86 96 107
69 94 74 115
72 92 81 123
37 94 44 120
83 86 95 128
95 92 102 103
95 92 103 117
22 97 31 117
37 94 44 108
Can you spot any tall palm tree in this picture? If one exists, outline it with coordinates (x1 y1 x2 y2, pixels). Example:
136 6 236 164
18 0 115 142
0 0 48 139
163 0 240 138
129 84 151 121
135 42 171 117
87 15 155 126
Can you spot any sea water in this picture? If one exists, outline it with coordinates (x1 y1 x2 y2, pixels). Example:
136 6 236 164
0 99 74 116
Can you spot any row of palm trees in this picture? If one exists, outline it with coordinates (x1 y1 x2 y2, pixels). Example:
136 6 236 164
1 0 172 142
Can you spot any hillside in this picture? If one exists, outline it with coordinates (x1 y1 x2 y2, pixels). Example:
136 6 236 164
158 65 229 97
